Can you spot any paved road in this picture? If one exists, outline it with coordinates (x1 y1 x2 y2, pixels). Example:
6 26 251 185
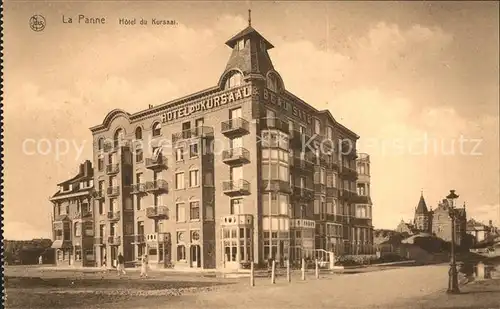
103 264 449 309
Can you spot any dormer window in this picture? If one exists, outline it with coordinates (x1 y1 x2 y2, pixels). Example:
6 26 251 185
267 73 279 92
237 39 245 51
225 71 242 89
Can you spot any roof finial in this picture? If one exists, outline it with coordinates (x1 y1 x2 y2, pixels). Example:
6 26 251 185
421 188 423 197
248 9 252 26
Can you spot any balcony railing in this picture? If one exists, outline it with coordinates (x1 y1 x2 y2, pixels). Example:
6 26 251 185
107 236 121 246
340 166 357 179
260 117 289 134
145 155 168 170
220 214 253 226
130 183 147 194
145 180 168 193
262 180 292 193
132 234 145 244
106 164 120 174
292 186 315 200
221 117 250 136
222 147 250 164
146 206 169 219
171 126 214 144
222 179 251 196
290 219 316 229
94 190 105 200
107 186 120 196
107 211 120 221
103 140 131 153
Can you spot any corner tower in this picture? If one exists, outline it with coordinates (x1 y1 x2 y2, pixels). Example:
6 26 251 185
414 191 431 233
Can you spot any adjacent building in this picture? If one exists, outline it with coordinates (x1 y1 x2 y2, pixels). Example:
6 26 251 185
45 20 374 270
49 160 95 267
412 193 467 246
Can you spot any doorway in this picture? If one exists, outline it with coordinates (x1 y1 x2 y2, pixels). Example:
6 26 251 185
190 245 201 268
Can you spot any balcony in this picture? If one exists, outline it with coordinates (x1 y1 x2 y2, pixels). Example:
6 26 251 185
222 147 250 165
292 186 315 200
221 214 253 226
94 190 105 200
290 219 316 229
326 187 338 197
340 190 352 201
260 117 289 134
107 236 121 246
352 194 371 204
340 166 357 179
293 156 315 171
222 179 251 196
107 186 120 196
145 180 168 193
77 209 93 220
221 117 250 137
107 211 120 221
171 126 214 144
146 206 169 219
132 234 145 244
130 183 147 195
314 183 326 194
145 155 168 170
94 236 104 245
106 164 120 175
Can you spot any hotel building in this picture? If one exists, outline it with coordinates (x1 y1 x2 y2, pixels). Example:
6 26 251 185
50 160 95 267
88 19 373 270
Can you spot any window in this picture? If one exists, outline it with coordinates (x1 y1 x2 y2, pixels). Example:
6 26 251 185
136 147 143 163
136 195 142 210
326 127 333 139
177 245 186 261
266 109 276 126
225 71 242 89
98 156 104 171
176 203 186 222
190 201 200 220
190 143 199 158
98 138 104 151
135 127 142 140
175 172 185 189
267 73 279 92
314 119 321 135
189 170 199 187
176 148 184 161
320 168 326 185
262 193 289 215
98 200 104 214
237 39 245 50
230 198 243 214
288 120 294 133
314 200 320 214
149 123 160 137
74 222 81 237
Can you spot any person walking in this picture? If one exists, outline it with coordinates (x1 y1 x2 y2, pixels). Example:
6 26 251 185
117 253 126 276
140 254 149 278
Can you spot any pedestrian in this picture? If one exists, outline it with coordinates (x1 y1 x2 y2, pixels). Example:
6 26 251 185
140 254 149 278
117 252 126 276
38 255 43 265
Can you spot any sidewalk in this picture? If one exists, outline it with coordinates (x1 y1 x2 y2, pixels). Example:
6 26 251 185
389 278 500 309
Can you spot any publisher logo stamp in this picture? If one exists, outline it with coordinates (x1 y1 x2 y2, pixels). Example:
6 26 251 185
29 15 46 32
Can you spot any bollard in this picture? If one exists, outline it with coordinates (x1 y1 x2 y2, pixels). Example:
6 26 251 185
271 260 276 284
315 259 319 279
250 262 255 287
286 259 291 283
301 258 306 281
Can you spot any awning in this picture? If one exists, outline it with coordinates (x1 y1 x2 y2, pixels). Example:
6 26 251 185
51 240 72 249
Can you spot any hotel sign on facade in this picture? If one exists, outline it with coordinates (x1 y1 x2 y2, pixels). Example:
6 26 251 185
161 85 252 123
262 88 313 124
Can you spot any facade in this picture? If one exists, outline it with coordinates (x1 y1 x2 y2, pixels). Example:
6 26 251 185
88 21 371 270
352 153 374 254
412 194 467 246
395 220 416 235
49 160 95 267
466 219 498 246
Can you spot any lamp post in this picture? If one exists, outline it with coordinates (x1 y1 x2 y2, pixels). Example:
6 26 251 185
446 189 460 294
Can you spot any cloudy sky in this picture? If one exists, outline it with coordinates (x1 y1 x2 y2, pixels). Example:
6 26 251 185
4 1 499 240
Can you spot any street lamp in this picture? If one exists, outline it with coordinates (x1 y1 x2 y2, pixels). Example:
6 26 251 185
446 189 460 294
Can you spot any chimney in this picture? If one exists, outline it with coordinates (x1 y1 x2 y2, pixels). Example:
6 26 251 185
489 220 493 226
78 162 84 175
83 160 92 177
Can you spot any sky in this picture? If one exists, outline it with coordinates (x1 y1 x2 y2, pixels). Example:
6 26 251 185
3 1 499 240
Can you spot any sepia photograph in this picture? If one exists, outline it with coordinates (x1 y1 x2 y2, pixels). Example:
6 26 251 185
2 1 500 308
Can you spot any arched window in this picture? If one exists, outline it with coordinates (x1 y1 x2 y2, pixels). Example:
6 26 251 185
267 73 279 92
225 71 242 89
114 129 124 147
152 122 161 137
177 245 186 261
135 127 142 140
